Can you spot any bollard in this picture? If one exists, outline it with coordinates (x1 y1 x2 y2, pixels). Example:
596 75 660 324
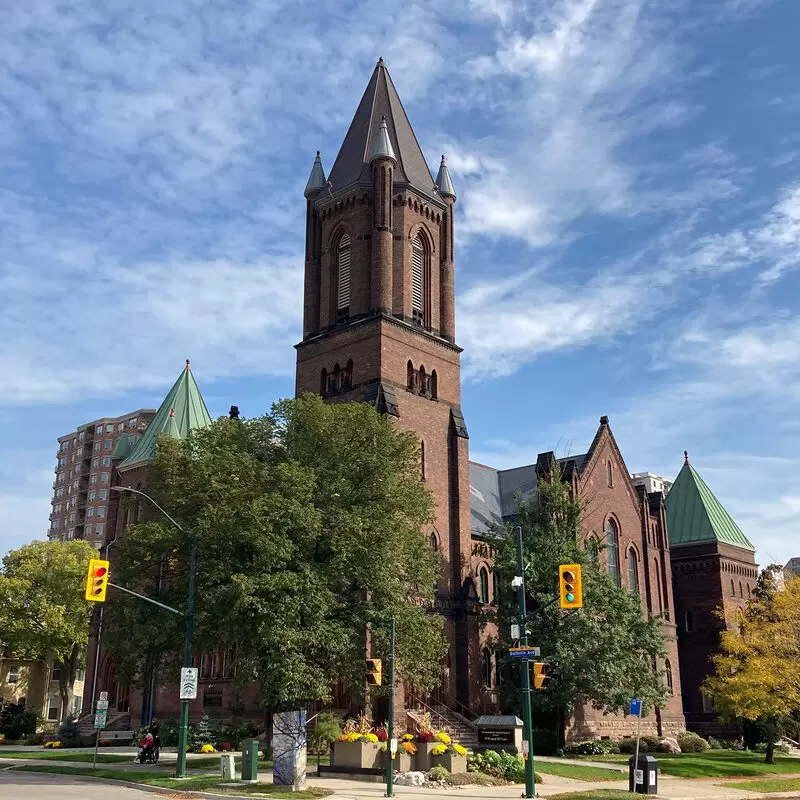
220 753 236 779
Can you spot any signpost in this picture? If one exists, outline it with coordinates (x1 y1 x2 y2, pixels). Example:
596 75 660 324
93 693 110 769
630 698 643 788
180 667 199 699
509 646 540 658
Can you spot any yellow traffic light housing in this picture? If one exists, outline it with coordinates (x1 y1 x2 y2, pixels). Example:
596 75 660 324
559 564 583 609
85 558 110 602
366 658 382 687
532 662 549 690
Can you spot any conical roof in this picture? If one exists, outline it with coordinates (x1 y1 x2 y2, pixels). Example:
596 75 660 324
111 433 133 460
327 58 437 199
119 360 213 471
304 151 327 197
370 117 396 163
435 155 456 199
666 453 754 550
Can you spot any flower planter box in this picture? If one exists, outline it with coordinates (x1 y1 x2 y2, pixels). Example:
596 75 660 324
431 752 467 773
412 742 440 772
379 751 412 773
333 741 381 769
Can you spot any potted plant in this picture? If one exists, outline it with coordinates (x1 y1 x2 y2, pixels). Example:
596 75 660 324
379 739 416 772
332 716 381 769
430 742 468 773
413 727 449 772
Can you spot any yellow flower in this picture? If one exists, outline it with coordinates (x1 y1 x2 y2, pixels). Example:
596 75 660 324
434 732 451 745
454 744 467 756
340 732 361 742
364 733 379 743
402 733 414 741
431 744 447 756
200 743 216 753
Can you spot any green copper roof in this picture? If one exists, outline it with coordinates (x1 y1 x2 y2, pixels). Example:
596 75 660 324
119 360 212 471
111 433 133 460
666 454 754 551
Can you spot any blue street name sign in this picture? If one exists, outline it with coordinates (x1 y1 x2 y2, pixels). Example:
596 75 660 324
629 698 642 716
509 646 540 658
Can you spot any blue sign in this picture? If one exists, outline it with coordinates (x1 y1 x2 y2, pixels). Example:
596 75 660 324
629 698 642 716
509 647 540 658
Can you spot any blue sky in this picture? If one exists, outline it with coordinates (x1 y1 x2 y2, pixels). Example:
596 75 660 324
1 0 798 566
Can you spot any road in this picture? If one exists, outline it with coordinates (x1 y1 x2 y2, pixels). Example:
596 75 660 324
0 770 155 800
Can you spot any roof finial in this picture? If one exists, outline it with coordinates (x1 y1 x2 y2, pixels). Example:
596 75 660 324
185 359 191 370
684 450 689 465
377 56 384 66
169 408 176 417
304 150 327 197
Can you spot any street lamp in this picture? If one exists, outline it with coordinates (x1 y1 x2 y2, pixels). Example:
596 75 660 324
110 486 197 779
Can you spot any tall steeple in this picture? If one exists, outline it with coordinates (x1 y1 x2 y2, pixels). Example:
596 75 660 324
326 58 437 199
304 151 327 197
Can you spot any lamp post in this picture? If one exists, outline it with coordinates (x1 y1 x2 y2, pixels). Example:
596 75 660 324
110 486 197 779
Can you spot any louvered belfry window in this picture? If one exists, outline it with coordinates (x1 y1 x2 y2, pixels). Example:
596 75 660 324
412 234 424 324
337 234 351 321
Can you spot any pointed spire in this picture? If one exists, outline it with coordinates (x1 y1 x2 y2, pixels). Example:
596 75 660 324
162 408 180 439
327 59 437 198
370 116 396 163
304 151 327 197
435 155 456 199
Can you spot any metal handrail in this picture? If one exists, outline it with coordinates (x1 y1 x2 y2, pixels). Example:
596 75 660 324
407 694 455 735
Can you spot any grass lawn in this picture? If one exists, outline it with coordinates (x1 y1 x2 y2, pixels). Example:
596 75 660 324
535 763 625 782
0 750 132 764
11 765 330 797
589 751 800 778
719 777 800 793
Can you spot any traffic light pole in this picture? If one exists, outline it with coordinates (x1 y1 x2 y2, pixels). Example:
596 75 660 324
386 616 396 798
515 526 536 799
176 533 197 779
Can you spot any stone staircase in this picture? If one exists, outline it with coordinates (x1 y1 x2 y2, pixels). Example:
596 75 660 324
76 710 132 739
407 697 478 751
781 737 800 756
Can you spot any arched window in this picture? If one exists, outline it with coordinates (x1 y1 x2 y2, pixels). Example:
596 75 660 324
654 560 662 613
731 579 735 596
420 440 426 482
341 359 353 392
332 363 340 394
411 233 427 325
482 649 493 688
430 370 438 399
320 368 328 396
665 659 674 695
607 459 613 487
493 569 500 605
407 360 416 391
684 611 694 633
627 548 639 594
418 364 428 396
746 583 751 596
739 581 743 598
478 567 490 604
336 233 351 322
605 518 620 585
429 532 437 552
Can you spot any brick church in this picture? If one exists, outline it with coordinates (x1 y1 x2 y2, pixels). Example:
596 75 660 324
83 59 758 742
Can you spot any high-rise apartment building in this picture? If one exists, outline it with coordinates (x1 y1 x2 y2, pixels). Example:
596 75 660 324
49 409 156 549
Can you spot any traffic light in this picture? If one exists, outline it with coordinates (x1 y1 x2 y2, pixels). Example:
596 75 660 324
532 662 549 690
85 559 110 602
366 658 382 686
559 564 583 609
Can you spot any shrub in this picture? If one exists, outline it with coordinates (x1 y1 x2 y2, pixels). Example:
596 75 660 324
57 715 81 747
468 749 531 783
677 731 710 753
708 737 744 751
428 765 450 782
310 712 342 755
190 713 218 751
0 705 38 741
754 742 790 755
564 739 620 756
618 736 668 754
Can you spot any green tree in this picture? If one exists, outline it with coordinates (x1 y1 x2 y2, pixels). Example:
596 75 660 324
104 394 446 712
0 540 96 718
705 567 800 763
487 468 668 743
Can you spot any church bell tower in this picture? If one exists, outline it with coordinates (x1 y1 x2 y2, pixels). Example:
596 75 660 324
295 58 476 708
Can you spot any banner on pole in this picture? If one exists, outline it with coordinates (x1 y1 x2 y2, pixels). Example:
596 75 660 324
629 698 642 716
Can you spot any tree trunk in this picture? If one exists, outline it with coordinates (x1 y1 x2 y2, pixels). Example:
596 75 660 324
59 643 81 720
765 738 775 764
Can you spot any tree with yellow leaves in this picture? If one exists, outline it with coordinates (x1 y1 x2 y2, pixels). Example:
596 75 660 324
704 567 800 763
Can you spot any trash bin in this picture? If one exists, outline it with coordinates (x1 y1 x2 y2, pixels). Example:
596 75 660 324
629 754 658 794
241 739 260 783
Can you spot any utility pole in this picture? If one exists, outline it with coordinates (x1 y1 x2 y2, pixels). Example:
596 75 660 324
515 526 536 799
176 534 197 779
385 616 396 798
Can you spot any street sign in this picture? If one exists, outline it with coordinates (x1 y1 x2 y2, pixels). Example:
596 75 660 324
180 667 199 699
99 691 108 702
509 646 540 658
510 624 521 639
94 709 107 729
629 698 642 716
96 699 109 711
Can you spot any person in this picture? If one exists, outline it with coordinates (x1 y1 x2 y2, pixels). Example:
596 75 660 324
149 719 161 757
137 731 155 763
